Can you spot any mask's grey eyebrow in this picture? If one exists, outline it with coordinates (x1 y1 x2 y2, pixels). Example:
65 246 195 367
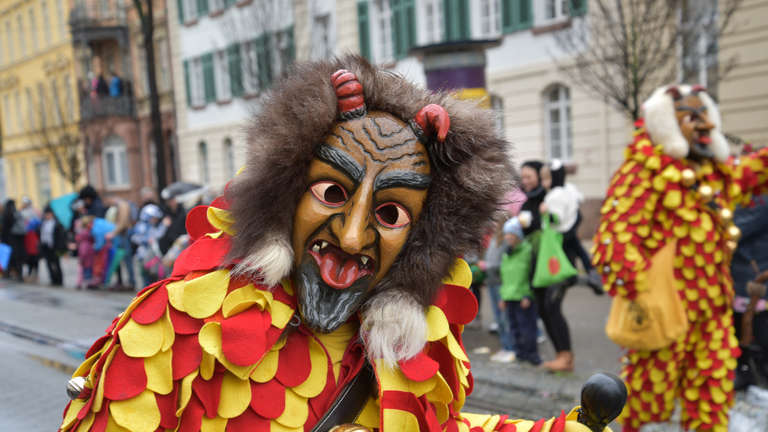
374 170 432 190
315 144 365 184
676 105 707 114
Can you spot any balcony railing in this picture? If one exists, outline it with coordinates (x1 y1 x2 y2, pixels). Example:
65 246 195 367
80 95 135 120
79 78 135 121
69 1 127 29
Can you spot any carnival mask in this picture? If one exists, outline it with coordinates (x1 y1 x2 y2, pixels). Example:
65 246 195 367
669 87 716 161
291 70 449 333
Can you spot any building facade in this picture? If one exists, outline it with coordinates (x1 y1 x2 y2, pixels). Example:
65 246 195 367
352 0 768 235
0 0 82 206
71 0 177 203
168 0 297 191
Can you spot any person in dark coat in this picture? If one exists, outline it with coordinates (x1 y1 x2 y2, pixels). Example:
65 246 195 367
731 194 768 389
518 160 545 237
158 187 188 255
1 199 26 280
78 185 106 218
38 206 67 286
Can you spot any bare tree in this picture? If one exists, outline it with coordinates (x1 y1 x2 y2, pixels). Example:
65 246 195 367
33 82 84 190
218 0 295 96
133 0 167 194
554 0 743 120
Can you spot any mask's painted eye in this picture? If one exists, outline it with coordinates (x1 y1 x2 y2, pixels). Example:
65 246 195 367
310 181 348 207
375 202 411 228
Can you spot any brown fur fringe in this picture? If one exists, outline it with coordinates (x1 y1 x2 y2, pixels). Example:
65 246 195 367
225 55 514 307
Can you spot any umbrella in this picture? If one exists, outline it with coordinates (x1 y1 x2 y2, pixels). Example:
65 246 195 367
162 182 207 209
49 192 78 230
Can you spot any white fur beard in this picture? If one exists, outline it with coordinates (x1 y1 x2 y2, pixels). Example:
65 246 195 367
233 234 294 286
361 290 427 367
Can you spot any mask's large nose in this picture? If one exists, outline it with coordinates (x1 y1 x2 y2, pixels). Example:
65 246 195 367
330 183 376 256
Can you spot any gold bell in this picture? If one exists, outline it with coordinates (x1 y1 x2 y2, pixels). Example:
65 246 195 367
681 168 696 187
727 225 742 241
329 425 372 432
698 184 713 202
726 240 738 252
719 208 733 224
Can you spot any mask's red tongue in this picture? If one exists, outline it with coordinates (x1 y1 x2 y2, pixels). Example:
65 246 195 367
318 250 361 289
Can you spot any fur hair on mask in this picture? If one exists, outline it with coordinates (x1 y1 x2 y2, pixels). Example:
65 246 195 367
642 84 729 163
225 55 513 362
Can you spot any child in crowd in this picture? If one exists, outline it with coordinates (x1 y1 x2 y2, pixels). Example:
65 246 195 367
131 203 167 286
500 217 541 366
74 214 96 289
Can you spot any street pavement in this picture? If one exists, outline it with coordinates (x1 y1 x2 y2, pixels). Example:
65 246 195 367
0 258 765 431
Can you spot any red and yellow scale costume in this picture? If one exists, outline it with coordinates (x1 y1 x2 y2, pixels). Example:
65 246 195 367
60 197 594 432
593 120 768 432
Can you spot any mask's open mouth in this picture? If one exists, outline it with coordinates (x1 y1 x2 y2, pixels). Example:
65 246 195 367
308 240 375 289
691 130 715 159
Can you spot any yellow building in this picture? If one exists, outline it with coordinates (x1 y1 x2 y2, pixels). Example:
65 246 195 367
0 0 82 206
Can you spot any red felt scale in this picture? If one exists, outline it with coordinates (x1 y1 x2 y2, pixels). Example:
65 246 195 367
221 307 271 366
103 348 147 400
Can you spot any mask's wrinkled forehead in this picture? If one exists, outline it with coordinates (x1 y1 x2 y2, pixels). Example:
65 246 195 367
318 112 431 189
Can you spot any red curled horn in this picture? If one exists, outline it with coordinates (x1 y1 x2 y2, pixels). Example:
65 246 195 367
691 84 707 94
412 104 451 143
665 86 682 100
331 69 366 119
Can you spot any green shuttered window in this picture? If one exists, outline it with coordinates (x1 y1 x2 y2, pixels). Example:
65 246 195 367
391 0 415 59
256 35 272 89
177 0 185 24
228 44 243 97
196 0 208 16
443 0 469 41
183 60 192 107
357 1 371 60
502 0 532 33
570 0 587 16
202 53 215 103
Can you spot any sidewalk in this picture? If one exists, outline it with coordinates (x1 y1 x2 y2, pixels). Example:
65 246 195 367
1 266 766 431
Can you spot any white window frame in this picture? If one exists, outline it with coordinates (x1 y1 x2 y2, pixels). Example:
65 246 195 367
182 0 198 23
544 85 572 161
473 0 501 39
29 9 38 52
214 50 231 101
198 141 210 184
371 0 394 64
190 57 205 106
535 0 569 26
14 90 22 132
56 0 65 38
102 135 131 188
223 138 235 177
272 28 291 78
37 82 46 127
420 0 444 45
3 95 11 134
41 0 52 47
210 0 224 14
6 21 14 61
25 87 34 131
241 41 259 95
312 13 332 60
64 74 74 122
50 78 62 125
35 160 51 203
17 14 25 58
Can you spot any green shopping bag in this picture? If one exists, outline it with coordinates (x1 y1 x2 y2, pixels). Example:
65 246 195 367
532 213 578 288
